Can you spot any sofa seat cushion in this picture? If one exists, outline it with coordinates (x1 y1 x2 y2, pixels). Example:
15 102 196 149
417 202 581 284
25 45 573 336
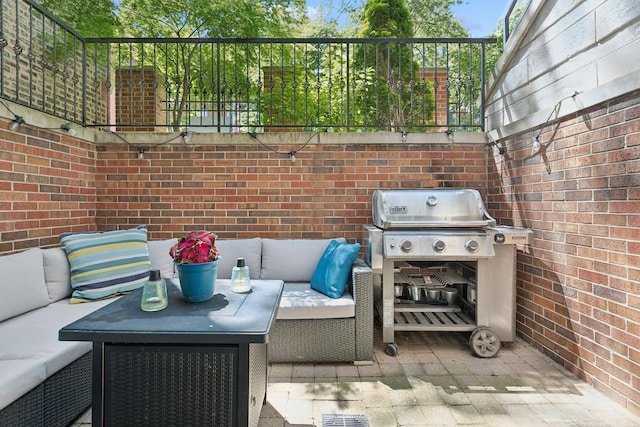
0 248 50 322
276 282 355 320
260 238 345 282
0 298 116 378
0 359 46 411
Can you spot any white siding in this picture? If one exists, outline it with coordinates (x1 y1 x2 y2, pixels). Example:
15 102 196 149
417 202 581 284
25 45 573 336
486 0 640 139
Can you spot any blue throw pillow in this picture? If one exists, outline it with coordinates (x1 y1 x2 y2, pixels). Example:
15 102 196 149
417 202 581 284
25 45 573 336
311 240 361 299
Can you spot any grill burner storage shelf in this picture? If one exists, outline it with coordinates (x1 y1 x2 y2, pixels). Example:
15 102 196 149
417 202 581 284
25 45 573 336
378 261 494 357
365 188 533 358
392 268 476 331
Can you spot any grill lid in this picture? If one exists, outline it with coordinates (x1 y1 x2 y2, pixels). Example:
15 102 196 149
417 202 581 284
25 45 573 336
372 189 496 229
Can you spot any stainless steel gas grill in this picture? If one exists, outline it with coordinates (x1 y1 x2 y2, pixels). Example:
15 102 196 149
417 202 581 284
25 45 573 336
364 189 533 357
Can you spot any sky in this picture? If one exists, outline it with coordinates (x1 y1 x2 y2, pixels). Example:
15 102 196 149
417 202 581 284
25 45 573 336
306 0 510 37
451 0 510 37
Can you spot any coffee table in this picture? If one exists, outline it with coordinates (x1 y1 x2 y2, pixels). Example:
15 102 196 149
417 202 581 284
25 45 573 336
59 278 283 427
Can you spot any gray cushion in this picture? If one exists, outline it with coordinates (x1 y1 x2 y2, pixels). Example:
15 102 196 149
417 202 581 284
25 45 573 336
260 238 345 282
42 247 72 303
216 238 262 279
0 359 45 411
0 248 50 322
0 298 116 377
276 282 355 320
148 238 178 279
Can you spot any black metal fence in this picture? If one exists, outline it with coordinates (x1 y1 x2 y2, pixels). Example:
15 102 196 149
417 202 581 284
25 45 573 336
0 0 496 133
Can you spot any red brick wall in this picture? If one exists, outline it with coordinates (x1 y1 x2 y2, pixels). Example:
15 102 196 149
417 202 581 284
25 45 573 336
2 95 639 415
487 93 640 414
0 119 97 253
94 142 488 243
1 122 487 253
417 68 448 129
116 67 166 132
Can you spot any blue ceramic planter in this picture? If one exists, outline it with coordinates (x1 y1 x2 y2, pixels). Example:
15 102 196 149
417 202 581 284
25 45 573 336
176 260 218 302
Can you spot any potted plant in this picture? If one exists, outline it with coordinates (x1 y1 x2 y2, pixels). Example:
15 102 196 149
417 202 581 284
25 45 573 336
170 230 220 302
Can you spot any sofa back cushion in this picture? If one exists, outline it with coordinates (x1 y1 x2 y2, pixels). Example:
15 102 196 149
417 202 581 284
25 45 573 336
216 238 262 279
0 248 50 321
147 238 178 279
42 247 72 303
260 238 345 282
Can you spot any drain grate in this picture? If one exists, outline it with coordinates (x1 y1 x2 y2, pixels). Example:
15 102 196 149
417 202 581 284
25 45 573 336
322 414 368 427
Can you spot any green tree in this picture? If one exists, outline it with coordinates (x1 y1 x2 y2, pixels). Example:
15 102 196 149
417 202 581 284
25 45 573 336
40 0 119 38
329 0 467 37
113 0 306 130
353 0 435 131
118 0 305 38
360 0 414 38
406 0 467 37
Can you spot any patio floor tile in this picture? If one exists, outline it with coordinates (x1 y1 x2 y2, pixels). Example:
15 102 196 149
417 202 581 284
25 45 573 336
69 329 640 427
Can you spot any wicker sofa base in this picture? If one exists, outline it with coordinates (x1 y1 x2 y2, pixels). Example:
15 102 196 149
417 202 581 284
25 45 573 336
0 351 92 427
269 317 358 363
268 259 374 364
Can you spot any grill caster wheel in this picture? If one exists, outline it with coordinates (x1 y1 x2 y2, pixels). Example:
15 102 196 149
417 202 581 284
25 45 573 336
469 326 500 358
384 343 399 357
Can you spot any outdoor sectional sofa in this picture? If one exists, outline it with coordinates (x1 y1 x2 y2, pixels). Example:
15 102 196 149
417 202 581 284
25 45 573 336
0 233 373 426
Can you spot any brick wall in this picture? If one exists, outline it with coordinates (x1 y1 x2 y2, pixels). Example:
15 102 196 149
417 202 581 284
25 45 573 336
94 141 488 243
0 119 97 253
2 93 639 416
487 93 640 414
417 68 448 129
116 67 166 131
1 124 488 253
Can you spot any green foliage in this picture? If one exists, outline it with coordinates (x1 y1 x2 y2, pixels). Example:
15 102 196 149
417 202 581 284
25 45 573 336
37 0 493 131
261 43 352 131
406 0 467 37
118 0 305 38
360 0 414 38
352 0 435 131
112 0 307 130
40 0 119 38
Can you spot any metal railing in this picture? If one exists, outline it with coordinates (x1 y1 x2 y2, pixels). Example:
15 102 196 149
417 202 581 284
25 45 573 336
0 0 89 123
0 0 496 133
503 0 531 44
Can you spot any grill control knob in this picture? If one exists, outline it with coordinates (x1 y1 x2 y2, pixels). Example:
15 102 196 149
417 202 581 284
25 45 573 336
465 239 480 253
400 240 413 253
433 240 446 252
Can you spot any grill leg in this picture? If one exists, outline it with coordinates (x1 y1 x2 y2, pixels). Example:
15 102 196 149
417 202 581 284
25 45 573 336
381 259 396 345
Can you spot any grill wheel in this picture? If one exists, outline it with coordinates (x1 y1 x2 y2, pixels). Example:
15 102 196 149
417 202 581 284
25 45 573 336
469 326 501 358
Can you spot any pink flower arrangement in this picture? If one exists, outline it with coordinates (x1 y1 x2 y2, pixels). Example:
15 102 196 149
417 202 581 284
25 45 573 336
170 230 220 264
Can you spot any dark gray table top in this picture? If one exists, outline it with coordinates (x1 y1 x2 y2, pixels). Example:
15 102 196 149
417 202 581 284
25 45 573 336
59 279 283 344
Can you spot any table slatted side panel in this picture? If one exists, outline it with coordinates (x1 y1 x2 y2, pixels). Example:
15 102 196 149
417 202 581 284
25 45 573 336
104 345 237 427
249 343 267 426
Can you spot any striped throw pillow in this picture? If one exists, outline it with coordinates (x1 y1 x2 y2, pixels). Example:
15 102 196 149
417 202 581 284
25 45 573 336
60 227 151 302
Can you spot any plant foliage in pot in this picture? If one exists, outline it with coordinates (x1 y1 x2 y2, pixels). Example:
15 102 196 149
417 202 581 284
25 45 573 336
170 230 220 302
